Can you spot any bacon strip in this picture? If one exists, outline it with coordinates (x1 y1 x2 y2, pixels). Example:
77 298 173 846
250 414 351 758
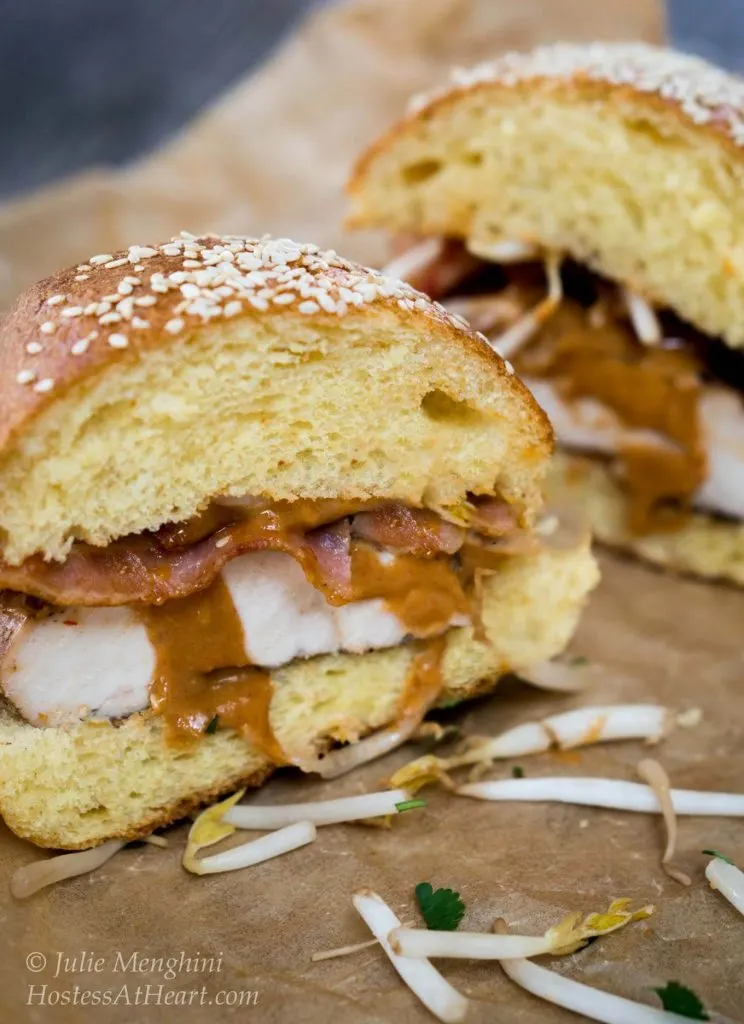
467 496 521 537
0 502 471 609
0 515 352 609
352 506 465 556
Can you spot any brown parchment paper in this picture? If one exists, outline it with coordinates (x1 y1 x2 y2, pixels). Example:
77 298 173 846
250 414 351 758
5 1 744 1021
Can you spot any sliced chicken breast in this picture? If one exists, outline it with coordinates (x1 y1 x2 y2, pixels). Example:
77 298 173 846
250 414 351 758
1 606 155 726
1 550 467 727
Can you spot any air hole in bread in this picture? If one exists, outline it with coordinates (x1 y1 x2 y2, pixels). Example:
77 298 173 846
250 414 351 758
421 389 487 427
80 805 109 819
623 115 676 148
401 159 442 185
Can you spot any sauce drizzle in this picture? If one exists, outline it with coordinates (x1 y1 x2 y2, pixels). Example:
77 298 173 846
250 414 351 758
140 576 286 761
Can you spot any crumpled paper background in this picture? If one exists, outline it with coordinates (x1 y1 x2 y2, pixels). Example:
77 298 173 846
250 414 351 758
4 0 743 1021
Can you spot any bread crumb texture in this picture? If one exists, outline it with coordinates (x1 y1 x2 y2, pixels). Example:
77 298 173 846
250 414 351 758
349 42 744 348
0 543 597 849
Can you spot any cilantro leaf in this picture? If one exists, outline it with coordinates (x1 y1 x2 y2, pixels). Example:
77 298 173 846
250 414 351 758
702 848 735 865
511 766 525 778
653 982 709 1020
415 882 465 931
395 798 427 813
205 715 219 735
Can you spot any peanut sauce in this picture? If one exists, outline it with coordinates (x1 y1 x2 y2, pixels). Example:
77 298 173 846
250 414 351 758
348 542 469 637
396 635 448 726
512 284 706 533
140 521 468 750
140 576 286 761
156 497 383 551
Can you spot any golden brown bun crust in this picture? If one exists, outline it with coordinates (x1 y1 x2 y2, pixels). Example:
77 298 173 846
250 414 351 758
0 234 548 456
0 541 598 849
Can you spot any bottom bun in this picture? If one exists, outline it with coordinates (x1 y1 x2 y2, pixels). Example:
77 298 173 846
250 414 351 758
0 543 597 849
548 452 744 586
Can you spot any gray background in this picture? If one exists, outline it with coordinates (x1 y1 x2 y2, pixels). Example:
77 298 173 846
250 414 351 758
0 0 739 202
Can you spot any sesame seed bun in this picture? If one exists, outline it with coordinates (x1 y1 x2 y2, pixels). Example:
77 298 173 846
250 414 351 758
0 234 551 565
347 42 744 348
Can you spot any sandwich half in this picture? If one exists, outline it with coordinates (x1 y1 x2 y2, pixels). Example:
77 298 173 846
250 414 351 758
0 234 597 850
348 42 744 585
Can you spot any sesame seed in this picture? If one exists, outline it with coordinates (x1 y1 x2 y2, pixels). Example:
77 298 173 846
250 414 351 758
134 264 145 272
71 338 90 356
49 233 475 350
47 294 66 306
89 254 113 264
215 536 230 548
180 230 197 240
128 245 158 261
74 274 90 282
26 341 43 355
16 369 36 385
33 378 55 393
504 359 515 375
61 306 83 318
104 258 128 269
40 321 55 334
76 264 91 272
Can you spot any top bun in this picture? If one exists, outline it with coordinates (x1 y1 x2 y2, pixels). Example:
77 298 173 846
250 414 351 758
0 234 550 565
348 42 744 348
